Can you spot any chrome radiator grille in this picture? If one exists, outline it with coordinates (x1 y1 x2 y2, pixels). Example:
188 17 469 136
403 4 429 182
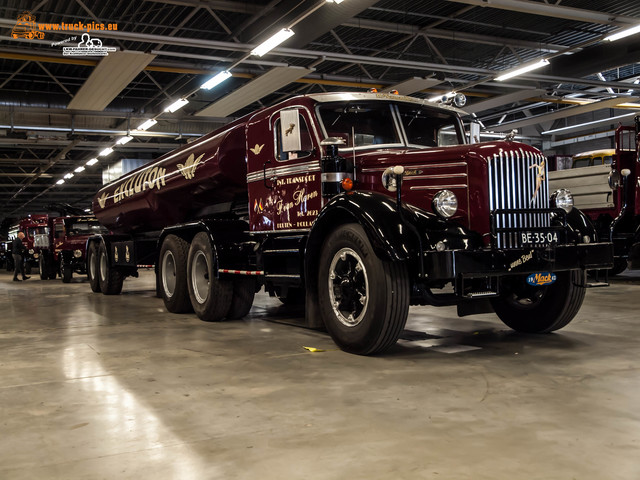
488 149 551 249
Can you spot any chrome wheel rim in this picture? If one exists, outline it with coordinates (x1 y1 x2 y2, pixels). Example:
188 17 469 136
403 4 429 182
161 250 176 298
328 247 369 327
191 250 209 304
89 250 96 280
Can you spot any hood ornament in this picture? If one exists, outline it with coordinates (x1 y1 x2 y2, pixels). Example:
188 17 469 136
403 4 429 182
529 158 546 204
504 129 517 142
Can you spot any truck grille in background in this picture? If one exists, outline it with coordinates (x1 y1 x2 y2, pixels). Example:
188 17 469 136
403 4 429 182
488 149 551 249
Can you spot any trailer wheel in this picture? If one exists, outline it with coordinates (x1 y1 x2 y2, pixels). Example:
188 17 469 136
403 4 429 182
98 242 124 295
60 256 73 283
87 242 101 292
159 235 192 313
491 269 586 333
187 232 232 321
227 278 256 319
318 224 410 355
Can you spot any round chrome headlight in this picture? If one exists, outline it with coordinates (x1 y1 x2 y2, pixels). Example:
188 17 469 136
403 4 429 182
33 253 39 259
74 249 83 258
551 188 573 213
432 190 458 218
28 248 34 254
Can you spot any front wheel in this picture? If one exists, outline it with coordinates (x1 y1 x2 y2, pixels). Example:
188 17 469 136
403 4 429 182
60 257 72 283
318 224 410 355
490 270 586 333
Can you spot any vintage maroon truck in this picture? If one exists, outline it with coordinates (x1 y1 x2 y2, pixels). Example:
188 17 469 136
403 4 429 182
10 214 49 274
88 92 613 355
549 120 640 275
34 215 107 282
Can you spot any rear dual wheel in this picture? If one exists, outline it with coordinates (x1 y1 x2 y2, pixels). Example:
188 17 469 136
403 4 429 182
87 241 101 292
98 242 124 295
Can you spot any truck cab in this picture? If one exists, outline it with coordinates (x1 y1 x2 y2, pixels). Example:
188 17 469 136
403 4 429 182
36 215 108 282
549 123 640 274
10 214 49 274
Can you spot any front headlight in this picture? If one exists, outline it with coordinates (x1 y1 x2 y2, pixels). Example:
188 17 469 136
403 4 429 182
33 253 39 259
74 249 83 258
28 248 34 255
432 190 458 218
551 188 573 213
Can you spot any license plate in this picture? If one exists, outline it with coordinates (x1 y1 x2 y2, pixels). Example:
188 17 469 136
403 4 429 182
520 231 558 245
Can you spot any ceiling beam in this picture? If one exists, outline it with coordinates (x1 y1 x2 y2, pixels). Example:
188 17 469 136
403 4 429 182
445 0 640 26
492 96 639 132
466 89 546 114
342 18 570 52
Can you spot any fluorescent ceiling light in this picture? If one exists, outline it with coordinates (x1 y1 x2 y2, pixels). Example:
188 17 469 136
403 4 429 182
74 166 85 173
495 59 549 82
85 158 99 166
326 0 344 3
605 24 640 42
116 135 133 145
251 28 294 57
99 147 114 157
201 70 232 90
137 119 158 130
164 98 189 113
196 66 312 117
64 173 74 179
56 179 65 185
541 112 637 135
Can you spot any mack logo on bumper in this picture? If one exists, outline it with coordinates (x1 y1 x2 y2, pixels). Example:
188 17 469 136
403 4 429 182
526 272 556 286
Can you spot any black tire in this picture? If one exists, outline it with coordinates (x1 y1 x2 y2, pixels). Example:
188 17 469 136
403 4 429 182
159 234 192 313
318 224 410 355
39 255 48 281
60 256 72 283
490 269 586 333
87 241 101 292
609 258 628 276
186 232 232 321
98 242 124 295
227 278 256 319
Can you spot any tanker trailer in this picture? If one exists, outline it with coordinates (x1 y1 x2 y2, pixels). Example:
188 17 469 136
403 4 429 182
89 91 613 355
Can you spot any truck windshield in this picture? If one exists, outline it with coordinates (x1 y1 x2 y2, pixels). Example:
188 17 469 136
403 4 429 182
317 101 401 148
66 219 108 236
396 104 464 147
317 101 464 148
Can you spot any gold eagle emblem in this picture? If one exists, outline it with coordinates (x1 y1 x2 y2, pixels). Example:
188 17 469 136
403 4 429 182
284 123 295 136
250 143 265 155
97 192 108 209
177 153 204 180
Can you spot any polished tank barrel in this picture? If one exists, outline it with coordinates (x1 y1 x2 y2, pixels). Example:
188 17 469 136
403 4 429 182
93 123 247 234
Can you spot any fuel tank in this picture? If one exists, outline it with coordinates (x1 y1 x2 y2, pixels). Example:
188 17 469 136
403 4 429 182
93 122 247 234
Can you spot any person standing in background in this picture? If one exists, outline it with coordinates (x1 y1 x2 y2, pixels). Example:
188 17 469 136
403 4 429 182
12 232 30 282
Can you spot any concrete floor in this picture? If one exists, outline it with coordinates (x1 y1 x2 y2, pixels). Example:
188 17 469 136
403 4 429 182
1 268 639 480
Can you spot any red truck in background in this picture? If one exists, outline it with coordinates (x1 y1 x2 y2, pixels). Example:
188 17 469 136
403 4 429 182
87 92 613 355
34 215 108 282
549 118 640 274
9 214 49 274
